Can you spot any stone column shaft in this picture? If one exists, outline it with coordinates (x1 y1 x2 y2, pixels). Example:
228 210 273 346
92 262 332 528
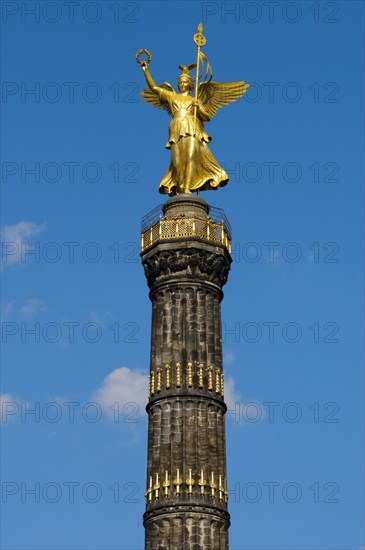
141 196 232 550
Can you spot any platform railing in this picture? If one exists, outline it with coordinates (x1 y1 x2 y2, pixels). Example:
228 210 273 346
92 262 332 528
141 215 231 252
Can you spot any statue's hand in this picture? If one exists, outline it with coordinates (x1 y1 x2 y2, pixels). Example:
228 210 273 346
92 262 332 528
141 62 148 71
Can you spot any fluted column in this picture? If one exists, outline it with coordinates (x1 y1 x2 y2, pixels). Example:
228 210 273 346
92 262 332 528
141 196 232 550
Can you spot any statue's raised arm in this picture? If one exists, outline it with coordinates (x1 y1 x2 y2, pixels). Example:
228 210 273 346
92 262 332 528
136 49 176 117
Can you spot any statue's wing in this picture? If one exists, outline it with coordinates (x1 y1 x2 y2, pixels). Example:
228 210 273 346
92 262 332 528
140 82 175 116
197 80 249 120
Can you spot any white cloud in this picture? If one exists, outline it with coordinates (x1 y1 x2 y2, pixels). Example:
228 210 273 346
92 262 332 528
1 301 15 320
1 221 45 267
86 309 114 326
0 394 22 423
93 367 148 418
224 375 242 412
1 298 48 320
224 376 266 425
223 352 235 366
19 298 48 318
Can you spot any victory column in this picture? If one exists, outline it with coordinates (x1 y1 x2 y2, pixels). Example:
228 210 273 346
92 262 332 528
136 24 249 549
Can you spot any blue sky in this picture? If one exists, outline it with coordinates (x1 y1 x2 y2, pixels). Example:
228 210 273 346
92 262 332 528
1 1 364 549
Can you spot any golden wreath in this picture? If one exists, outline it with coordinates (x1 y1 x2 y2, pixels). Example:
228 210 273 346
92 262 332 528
136 49 152 67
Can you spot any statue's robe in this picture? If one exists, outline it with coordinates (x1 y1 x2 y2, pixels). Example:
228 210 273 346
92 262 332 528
156 88 228 195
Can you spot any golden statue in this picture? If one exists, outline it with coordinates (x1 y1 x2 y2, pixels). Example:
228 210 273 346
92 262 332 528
136 24 249 196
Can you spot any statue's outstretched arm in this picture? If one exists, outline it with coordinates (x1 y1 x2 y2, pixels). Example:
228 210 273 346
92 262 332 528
141 64 157 91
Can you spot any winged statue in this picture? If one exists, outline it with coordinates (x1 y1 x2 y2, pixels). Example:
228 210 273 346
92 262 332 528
136 27 249 196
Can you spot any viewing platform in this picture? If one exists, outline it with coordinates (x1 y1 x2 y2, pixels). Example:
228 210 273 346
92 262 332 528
141 195 232 253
